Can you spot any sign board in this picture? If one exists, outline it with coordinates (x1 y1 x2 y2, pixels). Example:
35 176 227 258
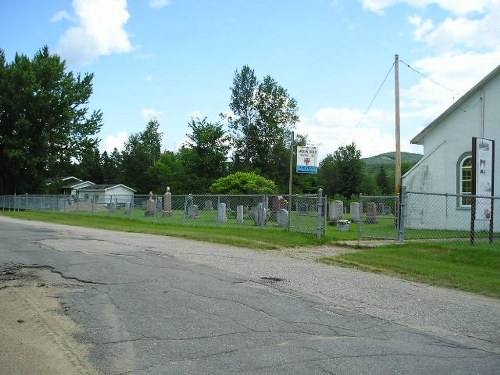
472 137 495 220
296 146 318 174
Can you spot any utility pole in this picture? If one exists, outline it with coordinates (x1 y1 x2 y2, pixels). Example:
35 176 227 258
394 54 401 197
288 131 294 231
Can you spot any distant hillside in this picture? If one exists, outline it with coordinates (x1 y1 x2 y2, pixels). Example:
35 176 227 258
362 152 422 172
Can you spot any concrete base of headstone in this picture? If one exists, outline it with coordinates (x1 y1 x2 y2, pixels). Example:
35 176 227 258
145 211 155 217
336 222 350 231
163 210 172 217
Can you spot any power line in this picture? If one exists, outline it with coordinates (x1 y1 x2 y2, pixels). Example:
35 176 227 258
400 59 461 99
355 61 395 128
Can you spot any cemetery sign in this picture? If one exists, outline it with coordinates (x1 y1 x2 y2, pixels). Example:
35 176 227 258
296 146 318 174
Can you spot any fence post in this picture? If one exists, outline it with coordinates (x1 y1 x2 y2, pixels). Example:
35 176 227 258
317 188 324 239
397 187 407 242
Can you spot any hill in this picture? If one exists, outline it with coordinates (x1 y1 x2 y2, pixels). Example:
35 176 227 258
362 152 422 172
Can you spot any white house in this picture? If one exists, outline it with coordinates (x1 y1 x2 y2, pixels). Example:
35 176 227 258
402 64 500 231
77 184 136 205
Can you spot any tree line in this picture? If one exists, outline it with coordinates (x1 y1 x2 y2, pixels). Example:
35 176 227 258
1 46 410 200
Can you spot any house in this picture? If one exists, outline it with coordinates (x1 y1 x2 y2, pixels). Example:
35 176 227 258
63 180 95 196
402 64 500 231
77 184 136 206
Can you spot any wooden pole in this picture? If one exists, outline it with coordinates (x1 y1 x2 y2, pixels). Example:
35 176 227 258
395 54 401 197
288 131 294 231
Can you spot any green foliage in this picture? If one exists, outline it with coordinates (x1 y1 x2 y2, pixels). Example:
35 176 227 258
376 165 392 195
209 172 277 194
182 117 230 192
0 46 102 193
318 142 364 198
121 120 163 192
225 65 299 191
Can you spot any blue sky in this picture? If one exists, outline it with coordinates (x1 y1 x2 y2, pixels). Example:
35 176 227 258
1 0 499 159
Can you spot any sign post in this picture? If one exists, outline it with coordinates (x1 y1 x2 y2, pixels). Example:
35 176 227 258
471 137 495 244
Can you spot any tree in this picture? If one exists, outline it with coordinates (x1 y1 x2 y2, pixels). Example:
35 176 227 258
121 120 163 192
376 165 391 195
209 172 277 195
101 148 123 184
181 117 230 192
225 65 298 188
0 46 102 193
318 142 364 199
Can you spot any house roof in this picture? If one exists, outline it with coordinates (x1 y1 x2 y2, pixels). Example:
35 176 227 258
62 181 95 189
411 64 500 145
78 184 136 193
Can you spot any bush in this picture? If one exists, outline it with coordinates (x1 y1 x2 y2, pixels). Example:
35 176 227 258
209 172 277 195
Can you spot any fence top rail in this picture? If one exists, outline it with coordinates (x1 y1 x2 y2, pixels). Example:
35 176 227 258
359 195 398 199
405 191 499 199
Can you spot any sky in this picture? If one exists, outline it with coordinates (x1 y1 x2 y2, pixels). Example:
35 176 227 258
1 0 499 161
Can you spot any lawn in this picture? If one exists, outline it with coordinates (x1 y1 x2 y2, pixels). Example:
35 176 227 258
319 242 500 298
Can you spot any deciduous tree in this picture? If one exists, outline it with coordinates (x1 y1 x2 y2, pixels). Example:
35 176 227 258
0 46 102 193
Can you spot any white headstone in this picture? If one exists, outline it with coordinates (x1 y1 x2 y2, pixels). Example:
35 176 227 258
237 205 244 224
350 202 360 222
217 202 227 222
329 200 343 222
276 209 289 227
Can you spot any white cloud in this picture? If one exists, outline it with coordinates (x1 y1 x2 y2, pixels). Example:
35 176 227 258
56 0 133 66
149 0 171 9
141 108 164 120
50 10 74 23
101 131 128 153
295 108 419 159
362 0 494 16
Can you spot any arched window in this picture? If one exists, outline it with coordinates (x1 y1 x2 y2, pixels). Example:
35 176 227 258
460 156 472 206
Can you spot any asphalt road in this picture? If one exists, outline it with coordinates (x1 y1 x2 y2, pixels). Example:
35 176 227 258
1 216 499 374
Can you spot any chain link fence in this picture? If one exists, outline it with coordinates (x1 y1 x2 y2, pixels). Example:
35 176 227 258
402 191 499 245
0 192 327 238
358 191 499 246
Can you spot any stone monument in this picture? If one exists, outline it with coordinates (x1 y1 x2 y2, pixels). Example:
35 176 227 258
145 191 155 216
163 187 172 217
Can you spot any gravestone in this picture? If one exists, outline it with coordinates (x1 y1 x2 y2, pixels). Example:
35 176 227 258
329 200 343 224
366 201 378 224
187 204 199 219
217 202 227 222
276 209 289 227
350 202 360 222
124 202 132 215
236 205 244 224
377 202 385 215
271 196 285 221
163 187 172 217
251 203 267 226
204 200 213 210
145 191 155 216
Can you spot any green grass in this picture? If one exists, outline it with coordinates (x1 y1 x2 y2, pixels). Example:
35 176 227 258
319 242 500 298
0 210 347 249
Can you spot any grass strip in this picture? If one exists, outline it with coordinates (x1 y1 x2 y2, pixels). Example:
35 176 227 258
319 242 500 298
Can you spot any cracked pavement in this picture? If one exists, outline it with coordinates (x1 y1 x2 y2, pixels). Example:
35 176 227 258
0 216 499 374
